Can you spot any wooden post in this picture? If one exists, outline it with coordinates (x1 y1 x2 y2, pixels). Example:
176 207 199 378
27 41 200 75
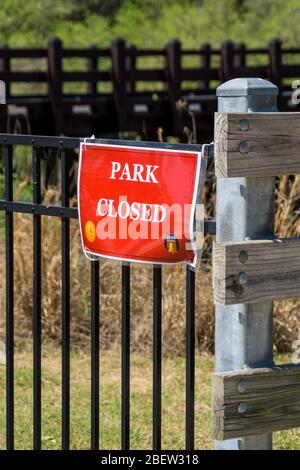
111 38 127 129
269 38 282 89
88 45 98 96
214 112 300 178
47 37 63 134
200 43 211 91
221 40 234 82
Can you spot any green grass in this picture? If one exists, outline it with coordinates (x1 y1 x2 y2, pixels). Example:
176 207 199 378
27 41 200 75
0 348 299 450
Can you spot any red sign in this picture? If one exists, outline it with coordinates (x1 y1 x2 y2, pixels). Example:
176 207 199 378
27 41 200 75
78 142 206 267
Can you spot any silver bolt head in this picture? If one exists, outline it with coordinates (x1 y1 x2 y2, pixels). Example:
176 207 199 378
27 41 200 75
239 250 248 264
238 379 247 393
239 119 249 131
239 141 249 154
238 272 248 285
238 402 247 414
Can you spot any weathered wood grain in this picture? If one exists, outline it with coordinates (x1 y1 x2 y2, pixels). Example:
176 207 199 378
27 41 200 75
212 365 300 440
215 112 300 177
213 238 300 305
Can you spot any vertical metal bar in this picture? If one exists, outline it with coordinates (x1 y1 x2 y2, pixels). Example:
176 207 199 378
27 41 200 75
152 266 162 450
186 266 195 450
61 149 70 450
91 260 100 450
121 264 130 450
215 78 278 450
5 144 14 450
126 45 136 94
32 146 42 450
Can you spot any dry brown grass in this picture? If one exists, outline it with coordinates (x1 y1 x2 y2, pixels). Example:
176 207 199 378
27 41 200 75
0 173 299 355
274 175 300 353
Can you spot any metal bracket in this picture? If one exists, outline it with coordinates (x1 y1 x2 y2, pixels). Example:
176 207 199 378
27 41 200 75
202 142 214 159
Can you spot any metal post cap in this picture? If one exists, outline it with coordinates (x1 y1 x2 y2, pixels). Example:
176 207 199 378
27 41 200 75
217 78 278 97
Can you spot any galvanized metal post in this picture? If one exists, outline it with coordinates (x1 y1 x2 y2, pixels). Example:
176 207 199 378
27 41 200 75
215 78 278 450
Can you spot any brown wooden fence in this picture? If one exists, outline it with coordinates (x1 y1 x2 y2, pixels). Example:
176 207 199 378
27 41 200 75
1 38 300 139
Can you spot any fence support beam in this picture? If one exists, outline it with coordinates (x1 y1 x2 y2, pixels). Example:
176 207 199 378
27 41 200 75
215 77 278 450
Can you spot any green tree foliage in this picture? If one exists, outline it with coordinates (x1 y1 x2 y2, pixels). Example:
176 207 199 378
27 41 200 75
0 0 299 47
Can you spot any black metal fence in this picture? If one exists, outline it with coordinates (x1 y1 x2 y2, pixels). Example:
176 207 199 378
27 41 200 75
0 133 216 451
